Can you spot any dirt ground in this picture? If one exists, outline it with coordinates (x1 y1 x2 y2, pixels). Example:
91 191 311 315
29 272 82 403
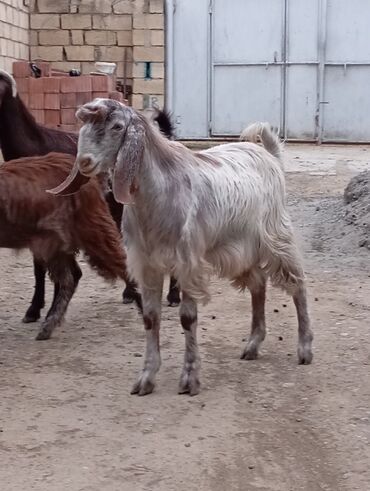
0 144 369 491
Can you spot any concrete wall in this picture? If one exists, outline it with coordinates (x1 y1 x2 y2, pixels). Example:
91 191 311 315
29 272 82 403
30 0 134 83
0 0 165 109
0 0 29 73
131 0 165 109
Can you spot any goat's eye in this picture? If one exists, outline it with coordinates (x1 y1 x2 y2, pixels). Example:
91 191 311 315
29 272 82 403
112 123 123 131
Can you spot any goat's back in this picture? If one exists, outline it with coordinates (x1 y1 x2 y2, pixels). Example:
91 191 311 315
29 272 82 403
0 153 80 227
0 153 127 281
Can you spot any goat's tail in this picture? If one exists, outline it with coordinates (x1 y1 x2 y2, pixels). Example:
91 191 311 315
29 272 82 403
240 122 283 163
154 109 175 140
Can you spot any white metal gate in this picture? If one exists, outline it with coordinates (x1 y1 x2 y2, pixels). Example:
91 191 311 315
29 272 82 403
167 0 370 141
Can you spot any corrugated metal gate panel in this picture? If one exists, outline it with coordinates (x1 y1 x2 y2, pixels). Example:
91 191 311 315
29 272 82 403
284 0 319 139
212 0 284 62
322 0 370 141
212 66 282 134
285 66 318 139
170 0 370 141
211 0 284 135
172 0 209 138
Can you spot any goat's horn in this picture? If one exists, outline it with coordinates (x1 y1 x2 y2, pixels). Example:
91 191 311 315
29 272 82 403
47 160 90 196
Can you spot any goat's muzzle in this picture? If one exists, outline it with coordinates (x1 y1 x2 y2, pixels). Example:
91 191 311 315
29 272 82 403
77 154 98 177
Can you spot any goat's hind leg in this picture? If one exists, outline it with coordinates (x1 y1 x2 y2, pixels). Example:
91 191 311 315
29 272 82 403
36 256 81 341
131 269 164 396
23 258 47 323
293 284 313 364
179 292 200 395
240 270 267 360
271 239 313 364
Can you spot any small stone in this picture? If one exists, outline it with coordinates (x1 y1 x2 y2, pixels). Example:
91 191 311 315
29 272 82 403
133 353 143 357
248 399 253 403
282 304 287 308
316 206 320 211
184 443 191 447
314 297 319 301
211 315 216 320
273 308 279 313
296 418 302 422
278 336 283 341
248 465 255 470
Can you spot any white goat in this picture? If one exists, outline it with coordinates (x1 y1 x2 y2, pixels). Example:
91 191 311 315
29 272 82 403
50 99 313 396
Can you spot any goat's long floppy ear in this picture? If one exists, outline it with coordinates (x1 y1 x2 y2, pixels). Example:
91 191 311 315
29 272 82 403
47 159 90 196
112 115 145 204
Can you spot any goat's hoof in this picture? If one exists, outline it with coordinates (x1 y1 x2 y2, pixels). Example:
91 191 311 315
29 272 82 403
168 300 180 307
35 329 51 341
178 371 200 396
240 345 259 360
167 295 181 307
298 345 313 365
166 288 181 307
131 375 155 396
22 310 41 323
122 294 135 304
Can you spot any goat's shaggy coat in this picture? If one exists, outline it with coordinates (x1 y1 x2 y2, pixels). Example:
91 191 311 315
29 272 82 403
52 99 313 395
0 153 132 339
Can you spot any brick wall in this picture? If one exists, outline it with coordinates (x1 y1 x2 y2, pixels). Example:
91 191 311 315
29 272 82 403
131 0 165 110
0 0 29 73
30 0 134 85
13 59 125 131
0 0 166 110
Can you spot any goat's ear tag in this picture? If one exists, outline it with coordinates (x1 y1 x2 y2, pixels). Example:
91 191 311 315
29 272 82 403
47 163 90 196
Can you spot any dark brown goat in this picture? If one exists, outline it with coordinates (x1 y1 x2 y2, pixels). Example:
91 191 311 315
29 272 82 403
0 153 139 340
0 69 180 322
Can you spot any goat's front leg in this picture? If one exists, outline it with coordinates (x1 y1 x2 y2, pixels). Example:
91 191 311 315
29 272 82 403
131 270 164 396
23 258 47 323
178 292 200 396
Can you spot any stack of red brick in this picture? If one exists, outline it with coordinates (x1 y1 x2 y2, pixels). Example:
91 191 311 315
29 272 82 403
13 61 126 132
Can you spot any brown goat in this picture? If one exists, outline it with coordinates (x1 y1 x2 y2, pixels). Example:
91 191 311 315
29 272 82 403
0 152 139 340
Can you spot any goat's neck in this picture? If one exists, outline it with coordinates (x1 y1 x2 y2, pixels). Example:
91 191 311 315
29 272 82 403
0 95 44 160
134 142 190 219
